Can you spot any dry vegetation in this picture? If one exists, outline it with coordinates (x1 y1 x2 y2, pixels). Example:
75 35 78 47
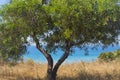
0 60 120 80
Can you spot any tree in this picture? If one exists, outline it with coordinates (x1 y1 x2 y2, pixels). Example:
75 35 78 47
0 0 120 80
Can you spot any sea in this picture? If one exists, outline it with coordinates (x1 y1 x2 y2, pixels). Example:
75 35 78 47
24 45 120 63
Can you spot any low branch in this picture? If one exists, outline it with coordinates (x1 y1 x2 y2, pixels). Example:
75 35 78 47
53 41 72 75
32 32 53 72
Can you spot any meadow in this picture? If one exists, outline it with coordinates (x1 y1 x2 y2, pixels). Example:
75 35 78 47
0 60 120 80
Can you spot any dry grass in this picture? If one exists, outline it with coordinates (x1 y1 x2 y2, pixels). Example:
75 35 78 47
0 60 120 80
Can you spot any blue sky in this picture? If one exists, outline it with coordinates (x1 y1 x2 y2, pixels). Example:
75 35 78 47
0 0 9 5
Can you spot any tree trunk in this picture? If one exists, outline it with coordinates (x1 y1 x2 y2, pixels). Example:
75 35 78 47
47 71 56 80
46 54 54 80
47 41 71 80
37 43 71 80
33 33 72 80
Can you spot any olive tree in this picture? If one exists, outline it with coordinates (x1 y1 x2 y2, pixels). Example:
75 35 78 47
0 0 120 80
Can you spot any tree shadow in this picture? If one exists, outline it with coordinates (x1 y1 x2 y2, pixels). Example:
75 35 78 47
16 76 42 80
57 72 120 80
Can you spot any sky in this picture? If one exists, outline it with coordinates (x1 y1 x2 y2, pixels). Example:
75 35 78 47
0 0 9 5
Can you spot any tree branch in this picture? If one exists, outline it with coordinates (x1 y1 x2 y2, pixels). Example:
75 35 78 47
32 32 53 73
42 0 50 5
53 41 72 75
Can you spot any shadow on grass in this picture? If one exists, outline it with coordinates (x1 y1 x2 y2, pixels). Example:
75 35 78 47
16 76 42 80
57 72 120 80
17 72 120 80
4 72 120 80
1 70 120 80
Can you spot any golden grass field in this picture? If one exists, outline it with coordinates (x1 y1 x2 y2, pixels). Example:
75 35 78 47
0 60 120 80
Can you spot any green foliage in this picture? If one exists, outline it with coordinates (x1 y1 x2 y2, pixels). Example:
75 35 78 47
0 27 27 62
114 49 120 59
44 0 120 49
98 52 115 61
98 49 120 61
0 0 120 61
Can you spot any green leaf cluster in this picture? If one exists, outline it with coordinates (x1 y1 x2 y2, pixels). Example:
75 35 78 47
98 49 120 61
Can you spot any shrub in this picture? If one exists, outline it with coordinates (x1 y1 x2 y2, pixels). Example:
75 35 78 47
98 49 120 61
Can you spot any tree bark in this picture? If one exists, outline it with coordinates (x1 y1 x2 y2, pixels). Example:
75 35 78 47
52 41 71 79
46 41 71 80
33 32 72 80
32 33 53 80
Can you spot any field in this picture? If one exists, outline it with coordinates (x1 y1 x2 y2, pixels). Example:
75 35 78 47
0 60 120 80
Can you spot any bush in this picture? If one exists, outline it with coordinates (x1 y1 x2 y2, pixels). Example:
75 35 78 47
98 49 120 61
98 52 115 61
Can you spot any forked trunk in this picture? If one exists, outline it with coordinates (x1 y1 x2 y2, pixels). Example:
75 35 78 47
34 34 71 80
47 41 71 80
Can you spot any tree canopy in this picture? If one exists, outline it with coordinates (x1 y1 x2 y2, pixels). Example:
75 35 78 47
0 0 120 80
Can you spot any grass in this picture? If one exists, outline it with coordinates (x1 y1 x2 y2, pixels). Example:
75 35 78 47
0 60 120 80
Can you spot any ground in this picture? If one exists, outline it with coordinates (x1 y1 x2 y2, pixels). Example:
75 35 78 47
0 60 120 80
